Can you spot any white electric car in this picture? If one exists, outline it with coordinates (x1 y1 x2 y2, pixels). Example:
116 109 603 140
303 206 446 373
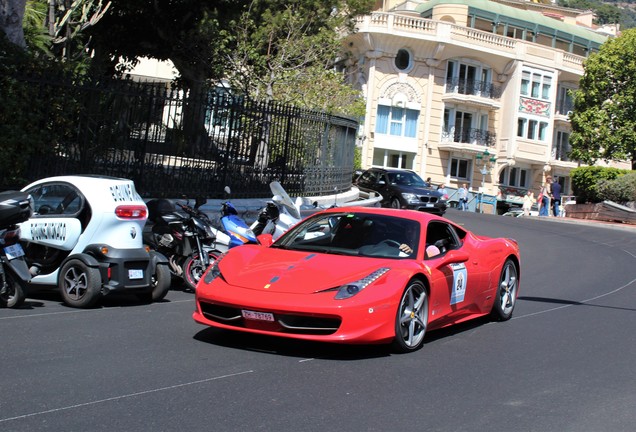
19 175 170 308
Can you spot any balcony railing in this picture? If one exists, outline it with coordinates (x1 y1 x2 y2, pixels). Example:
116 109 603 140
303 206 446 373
441 127 497 147
552 146 572 162
445 78 502 99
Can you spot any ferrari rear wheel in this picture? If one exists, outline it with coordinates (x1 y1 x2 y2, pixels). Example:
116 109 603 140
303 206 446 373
392 280 428 353
491 258 518 321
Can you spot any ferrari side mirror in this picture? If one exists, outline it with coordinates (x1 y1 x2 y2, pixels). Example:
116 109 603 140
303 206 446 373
257 233 274 247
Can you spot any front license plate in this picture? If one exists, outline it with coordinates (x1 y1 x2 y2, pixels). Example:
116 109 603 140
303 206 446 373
4 244 24 260
128 269 144 280
242 309 275 322
425 203 434 208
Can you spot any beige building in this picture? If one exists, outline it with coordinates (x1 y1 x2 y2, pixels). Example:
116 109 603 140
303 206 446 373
344 0 627 209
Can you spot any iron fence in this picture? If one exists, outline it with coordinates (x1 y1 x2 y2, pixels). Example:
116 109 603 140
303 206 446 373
4 72 358 198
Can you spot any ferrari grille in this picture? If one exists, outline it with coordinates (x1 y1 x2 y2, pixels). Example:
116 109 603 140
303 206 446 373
199 301 341 335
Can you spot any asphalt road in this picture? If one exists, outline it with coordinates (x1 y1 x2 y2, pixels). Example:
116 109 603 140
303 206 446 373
1 210 635 432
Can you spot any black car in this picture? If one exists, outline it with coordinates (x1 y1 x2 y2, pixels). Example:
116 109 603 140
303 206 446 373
354 168 447 215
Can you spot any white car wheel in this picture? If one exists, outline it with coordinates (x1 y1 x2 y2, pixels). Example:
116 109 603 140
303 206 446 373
58 258 102 308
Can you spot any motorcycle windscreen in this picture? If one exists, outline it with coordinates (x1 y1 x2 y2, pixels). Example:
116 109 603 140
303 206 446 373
269 181 301 220
17 218 82 251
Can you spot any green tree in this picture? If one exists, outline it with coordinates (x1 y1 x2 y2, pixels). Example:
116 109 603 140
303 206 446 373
569 28 636 169
85 0 372 115
226 0 372 115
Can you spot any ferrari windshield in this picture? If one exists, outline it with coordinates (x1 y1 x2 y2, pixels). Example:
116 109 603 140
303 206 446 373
275 212 420 259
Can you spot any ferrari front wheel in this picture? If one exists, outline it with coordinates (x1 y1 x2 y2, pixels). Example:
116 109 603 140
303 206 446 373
490 258 518 321
392 280 428 353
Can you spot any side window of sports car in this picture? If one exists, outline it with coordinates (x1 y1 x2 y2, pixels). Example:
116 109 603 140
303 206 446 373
425 221 460 259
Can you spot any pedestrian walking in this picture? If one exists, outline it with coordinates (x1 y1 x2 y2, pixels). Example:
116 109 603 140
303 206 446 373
457 183 468 211
522 190 535 216
538 176 552 217
551 177 562 217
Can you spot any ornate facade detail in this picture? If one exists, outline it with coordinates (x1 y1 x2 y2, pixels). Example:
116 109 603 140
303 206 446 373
381 82 421 104
519 97 551 117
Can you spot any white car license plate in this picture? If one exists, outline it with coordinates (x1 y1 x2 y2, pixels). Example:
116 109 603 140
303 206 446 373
242 309 275 322
4 244 24 260
128 269 144 280
425 203 434 208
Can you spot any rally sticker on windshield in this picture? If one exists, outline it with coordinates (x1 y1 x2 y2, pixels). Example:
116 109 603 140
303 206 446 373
449 263 467 305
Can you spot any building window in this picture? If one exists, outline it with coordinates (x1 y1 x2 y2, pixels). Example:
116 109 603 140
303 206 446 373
395 49 412 71
375 105 418 138
446 60 494 98
372 149 414 169
499 167 529 188
450 158 471 180
553 131 571 161
517 117 548 141
521 69 552 101
556 86 574 115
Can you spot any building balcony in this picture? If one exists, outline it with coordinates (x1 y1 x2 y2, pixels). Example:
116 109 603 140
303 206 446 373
550 147 578 169
554 100 574 123
439 127 497 152
354 13 586 72
443 78 502 110
445 78 502 99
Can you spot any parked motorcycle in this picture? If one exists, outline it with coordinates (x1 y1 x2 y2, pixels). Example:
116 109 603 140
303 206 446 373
0 191 34 308
250 181 303 240
144 197 223 291
219 187 258 248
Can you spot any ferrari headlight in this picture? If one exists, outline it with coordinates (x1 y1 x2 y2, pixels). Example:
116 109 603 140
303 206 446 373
334 268 390 300
401 192 417 201
202 252 228 284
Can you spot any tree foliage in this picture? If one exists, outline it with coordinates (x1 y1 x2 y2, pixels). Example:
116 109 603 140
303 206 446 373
0 36 75 187
570 166 629 203
224 0 372 115
569 28 636 169
558 0 631 27
84 0 372 115
596 172 636 203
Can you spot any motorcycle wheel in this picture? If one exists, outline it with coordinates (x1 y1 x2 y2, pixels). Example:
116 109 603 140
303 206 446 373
0 268 26 308
149 251 171 302
183 250 220 291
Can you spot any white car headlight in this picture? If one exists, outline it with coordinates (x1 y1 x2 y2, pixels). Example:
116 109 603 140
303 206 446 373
335 268 390 300
401 193 417 201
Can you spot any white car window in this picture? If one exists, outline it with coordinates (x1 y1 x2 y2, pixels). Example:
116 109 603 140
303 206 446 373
28 184 82 216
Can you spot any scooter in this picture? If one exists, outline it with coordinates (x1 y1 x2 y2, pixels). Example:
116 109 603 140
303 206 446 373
144 197 224 291
0 191 34 308
219 187 258 248
250 181 303 240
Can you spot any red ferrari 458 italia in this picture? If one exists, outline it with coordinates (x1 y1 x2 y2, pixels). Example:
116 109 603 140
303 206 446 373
193 207 520 352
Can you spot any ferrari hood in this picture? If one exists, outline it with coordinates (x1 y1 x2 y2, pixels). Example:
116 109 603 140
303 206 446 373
218 246 388 294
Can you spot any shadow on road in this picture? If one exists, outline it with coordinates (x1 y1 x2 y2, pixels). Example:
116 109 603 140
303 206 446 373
193 315 495 360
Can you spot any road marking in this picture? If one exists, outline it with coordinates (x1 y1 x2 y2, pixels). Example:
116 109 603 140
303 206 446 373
0 370 254 423
513 275 636 320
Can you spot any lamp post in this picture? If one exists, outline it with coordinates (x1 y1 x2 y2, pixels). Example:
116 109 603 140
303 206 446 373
475 149 497 213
